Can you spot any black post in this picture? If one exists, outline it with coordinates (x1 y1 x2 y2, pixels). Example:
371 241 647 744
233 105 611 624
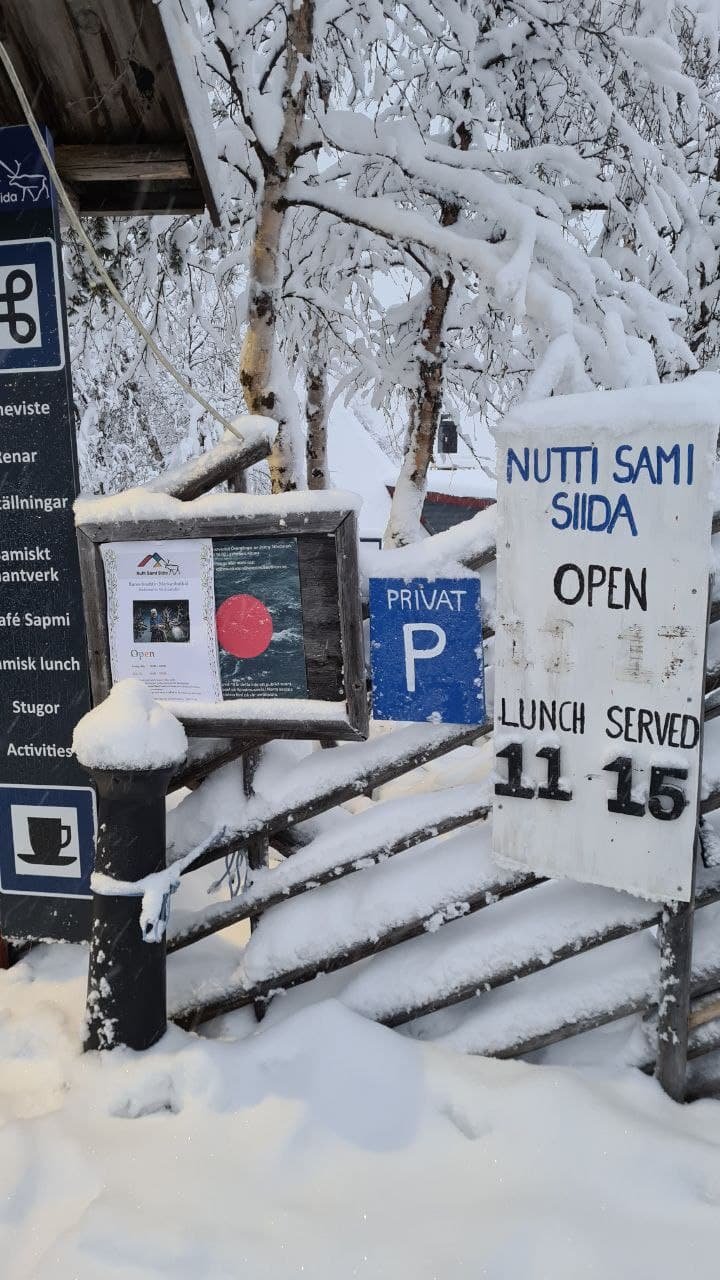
84 765 174 1052
654 835 698 1102
243 747 270 1022
655 578 711 1102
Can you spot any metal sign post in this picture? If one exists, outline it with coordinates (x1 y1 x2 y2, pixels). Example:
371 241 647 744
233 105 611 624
0 124 94 943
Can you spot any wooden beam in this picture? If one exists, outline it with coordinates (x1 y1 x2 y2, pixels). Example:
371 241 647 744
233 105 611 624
146 436 275 501
170 738 268 792
55 144 192 183
68 185 205 219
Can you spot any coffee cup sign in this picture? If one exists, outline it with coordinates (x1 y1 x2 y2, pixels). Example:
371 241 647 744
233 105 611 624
22 815 73 865
492 381 717 903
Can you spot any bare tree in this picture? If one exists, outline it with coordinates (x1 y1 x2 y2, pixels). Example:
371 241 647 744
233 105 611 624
305 315 329 488
210 0 315 491
385 114 471 547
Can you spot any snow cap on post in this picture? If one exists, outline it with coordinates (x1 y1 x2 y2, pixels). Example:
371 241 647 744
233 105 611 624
73 678 187 773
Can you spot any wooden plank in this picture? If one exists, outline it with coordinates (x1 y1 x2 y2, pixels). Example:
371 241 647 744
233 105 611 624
688 993 720 1030
68 184 206 218
297 536 344 700
147 438 274 501
170 737 266 792
77 513 349 541
464 544 496 572
168 792 493 953
491 996 653 1061
243 748 270 1021
270 827 314 857
706 664 720 697
55 144 192 182
164 58 221 227
76 530 113 706
380 877 720 1031
0 1 187 140
336 512 370 737
655 583 710 1100
178 765 720 886
655 866 697 1102
0 3 220 222
493 965 720 1064
172 708 360 742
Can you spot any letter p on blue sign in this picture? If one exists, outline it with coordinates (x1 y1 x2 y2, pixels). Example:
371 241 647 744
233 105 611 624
369 576 485 724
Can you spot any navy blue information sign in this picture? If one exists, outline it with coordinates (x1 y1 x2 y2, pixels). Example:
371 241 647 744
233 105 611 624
369 577 485 724
0 126 94 942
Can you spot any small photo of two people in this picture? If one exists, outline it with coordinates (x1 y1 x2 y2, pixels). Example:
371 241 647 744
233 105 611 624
132 599 190 643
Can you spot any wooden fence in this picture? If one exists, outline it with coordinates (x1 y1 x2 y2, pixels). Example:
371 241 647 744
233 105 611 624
86 432 720 1101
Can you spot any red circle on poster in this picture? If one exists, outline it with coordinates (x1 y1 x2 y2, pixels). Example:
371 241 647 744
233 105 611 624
216 594 274 659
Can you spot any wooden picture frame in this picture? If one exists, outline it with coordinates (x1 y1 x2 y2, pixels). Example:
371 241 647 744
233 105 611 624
76 507 369 742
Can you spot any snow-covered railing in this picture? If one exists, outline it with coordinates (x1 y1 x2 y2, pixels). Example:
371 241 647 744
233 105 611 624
167 722 486 872
168 784 493 952
170 867 720 1035
162 718 720 1096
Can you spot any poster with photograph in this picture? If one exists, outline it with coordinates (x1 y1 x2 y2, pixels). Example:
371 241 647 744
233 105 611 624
213 538 309 698
102 540 222 702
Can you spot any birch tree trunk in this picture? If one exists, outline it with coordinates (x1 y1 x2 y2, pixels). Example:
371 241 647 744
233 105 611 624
384 119 470 547
239 0 314 493
305 317 328 488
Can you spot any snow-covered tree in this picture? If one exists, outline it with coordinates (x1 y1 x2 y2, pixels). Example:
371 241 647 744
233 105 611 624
66 0 720 516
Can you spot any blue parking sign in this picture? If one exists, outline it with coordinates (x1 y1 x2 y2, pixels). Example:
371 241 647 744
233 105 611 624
0 238 64 373
0 784 95 898
369 577 485 724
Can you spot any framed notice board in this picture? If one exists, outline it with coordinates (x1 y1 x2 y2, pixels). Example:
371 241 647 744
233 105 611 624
76 505 368 741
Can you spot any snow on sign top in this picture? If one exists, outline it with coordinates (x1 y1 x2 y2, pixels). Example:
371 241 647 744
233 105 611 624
501 372 720 437
492 376 718 904
74 487 361 527
73 679 187 772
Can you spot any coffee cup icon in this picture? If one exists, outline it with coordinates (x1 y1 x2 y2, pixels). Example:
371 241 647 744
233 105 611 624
19 815 76 866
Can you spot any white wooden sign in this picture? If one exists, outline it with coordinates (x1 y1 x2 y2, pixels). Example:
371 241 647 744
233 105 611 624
492 384 716 902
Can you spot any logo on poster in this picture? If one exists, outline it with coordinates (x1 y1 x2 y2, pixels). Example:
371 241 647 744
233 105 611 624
137 551 180 576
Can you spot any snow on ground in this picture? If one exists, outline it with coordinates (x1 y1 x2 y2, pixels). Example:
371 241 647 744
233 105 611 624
2 946 720 1280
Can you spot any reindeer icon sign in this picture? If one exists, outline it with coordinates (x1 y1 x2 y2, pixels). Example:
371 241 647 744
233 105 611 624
0 156 49 205
0 239 64 372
